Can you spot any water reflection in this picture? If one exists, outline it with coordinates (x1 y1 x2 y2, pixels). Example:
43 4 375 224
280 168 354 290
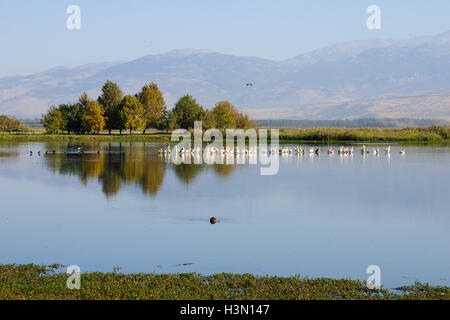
40 143 237 197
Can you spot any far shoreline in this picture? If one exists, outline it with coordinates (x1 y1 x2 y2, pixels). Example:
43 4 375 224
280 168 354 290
0 126 448 143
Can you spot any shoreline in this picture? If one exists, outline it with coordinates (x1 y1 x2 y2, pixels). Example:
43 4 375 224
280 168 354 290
1 264 448 300
0 126 449 143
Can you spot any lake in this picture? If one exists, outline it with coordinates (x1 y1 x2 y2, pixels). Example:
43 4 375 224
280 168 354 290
0 141 449 289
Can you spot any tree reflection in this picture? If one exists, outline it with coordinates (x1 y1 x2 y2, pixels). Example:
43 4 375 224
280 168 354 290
42 143 237 197
172 163 205 185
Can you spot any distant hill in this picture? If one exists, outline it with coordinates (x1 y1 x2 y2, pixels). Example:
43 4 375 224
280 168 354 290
247 88 450 120
1 31 449 119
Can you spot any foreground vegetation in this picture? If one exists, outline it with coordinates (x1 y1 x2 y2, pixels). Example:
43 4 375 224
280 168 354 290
0 264 448 300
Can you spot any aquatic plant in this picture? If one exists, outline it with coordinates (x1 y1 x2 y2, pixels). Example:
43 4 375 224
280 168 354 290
0 264 448 300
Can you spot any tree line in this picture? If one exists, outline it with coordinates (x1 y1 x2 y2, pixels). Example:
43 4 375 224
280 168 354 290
41 81 255 134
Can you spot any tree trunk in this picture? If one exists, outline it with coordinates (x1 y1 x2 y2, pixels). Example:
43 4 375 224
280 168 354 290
142 128 146 135
130 128 132 135
109 128 111 135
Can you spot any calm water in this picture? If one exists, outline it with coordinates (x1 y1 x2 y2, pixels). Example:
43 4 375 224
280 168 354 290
0 141 449 288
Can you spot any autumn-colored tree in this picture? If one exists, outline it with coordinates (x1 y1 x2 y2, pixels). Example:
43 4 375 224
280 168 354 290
138 82 167 134
236 111 256 129
202 109 216 130
119 95 145 134
82 101 105 134
0 115 26 132
41 106 66 133
212 101 238 130
98 80 123 134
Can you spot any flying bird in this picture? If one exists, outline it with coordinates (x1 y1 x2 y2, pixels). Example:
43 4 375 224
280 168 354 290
246 82 253 87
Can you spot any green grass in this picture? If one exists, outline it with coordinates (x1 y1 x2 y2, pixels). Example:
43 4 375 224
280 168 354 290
0 264 448 300
277 126 450 142
1 126 449 143
0 132 172 142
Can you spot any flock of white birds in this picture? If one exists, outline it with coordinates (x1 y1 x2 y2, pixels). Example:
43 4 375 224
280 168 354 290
158 145 406 157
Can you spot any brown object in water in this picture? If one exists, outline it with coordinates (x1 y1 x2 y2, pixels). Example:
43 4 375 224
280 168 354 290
210 217 217 224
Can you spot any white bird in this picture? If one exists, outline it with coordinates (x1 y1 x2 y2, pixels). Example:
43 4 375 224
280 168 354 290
385 146 391 153
400 149 406 155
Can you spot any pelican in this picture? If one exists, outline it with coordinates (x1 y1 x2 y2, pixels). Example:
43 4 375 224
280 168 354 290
328 147 334 155
385 145 391 153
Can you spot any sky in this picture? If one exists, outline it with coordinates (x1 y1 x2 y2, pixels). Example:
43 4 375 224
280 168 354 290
0 0 449 77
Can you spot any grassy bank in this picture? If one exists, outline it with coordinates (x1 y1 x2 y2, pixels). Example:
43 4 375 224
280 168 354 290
0 126 449 143
277 126 449 142
0 132 172 142
0 264 448 300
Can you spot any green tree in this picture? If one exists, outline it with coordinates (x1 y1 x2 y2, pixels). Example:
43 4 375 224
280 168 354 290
41 106 66 134
167 110 178 131
119 95 145 134
78 92 91 109
82 101 105 134
172 94 204 129
58 103 85 133
212 101 238 129
138 82 167 134
98 80 123 134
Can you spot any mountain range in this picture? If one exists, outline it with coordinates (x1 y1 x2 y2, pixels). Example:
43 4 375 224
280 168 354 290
1 31 450 120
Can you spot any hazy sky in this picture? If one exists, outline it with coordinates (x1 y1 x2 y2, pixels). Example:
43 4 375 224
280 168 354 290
0 0 449 77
